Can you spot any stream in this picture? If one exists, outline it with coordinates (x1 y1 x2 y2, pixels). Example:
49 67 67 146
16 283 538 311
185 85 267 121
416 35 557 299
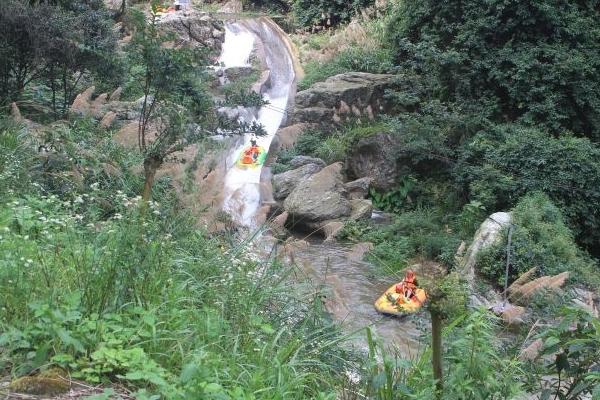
216 18 425 357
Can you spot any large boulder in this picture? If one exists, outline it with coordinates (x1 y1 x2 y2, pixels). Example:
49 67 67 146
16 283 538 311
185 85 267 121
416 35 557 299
157 11 225 54
284 162 351 225
344 177 372 199
289 155 326 169
458 212 512 288
347 133 400 191
272 163 323 200
293 72 395 125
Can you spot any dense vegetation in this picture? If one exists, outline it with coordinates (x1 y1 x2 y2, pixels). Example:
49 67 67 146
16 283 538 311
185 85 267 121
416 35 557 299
1 0 600 398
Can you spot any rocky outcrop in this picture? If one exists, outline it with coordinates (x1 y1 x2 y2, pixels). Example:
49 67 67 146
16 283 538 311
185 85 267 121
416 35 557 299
347 133 400 191
284 162 351 226
271 123 311 152
273 163 323 200
289 155 326 169
158 11 225 55
293 72 395 125
458 212 512 287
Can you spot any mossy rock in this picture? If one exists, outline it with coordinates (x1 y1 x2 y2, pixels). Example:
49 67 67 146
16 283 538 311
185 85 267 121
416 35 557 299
9 368 70 396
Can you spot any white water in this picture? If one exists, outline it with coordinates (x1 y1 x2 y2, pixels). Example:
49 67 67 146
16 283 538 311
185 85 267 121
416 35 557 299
219 20 295 227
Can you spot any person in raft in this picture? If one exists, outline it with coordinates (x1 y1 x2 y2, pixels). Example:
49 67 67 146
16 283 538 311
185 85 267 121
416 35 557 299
394 270 419 303
242 139 260 164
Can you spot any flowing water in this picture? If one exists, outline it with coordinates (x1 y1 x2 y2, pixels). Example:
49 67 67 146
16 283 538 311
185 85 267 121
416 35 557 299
216 18 424 357
290 242 426 356
219 19 295 227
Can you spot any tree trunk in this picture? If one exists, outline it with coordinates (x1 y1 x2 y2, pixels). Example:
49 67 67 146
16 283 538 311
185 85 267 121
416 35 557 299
142 155 161 202
431 309 444 399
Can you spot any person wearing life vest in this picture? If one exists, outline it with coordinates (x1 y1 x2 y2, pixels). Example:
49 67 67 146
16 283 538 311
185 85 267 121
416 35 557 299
395 270 418 303
242 139 260 164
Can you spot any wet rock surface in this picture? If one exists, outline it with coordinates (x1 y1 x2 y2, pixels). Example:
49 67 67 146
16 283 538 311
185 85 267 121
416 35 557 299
284 162 351 225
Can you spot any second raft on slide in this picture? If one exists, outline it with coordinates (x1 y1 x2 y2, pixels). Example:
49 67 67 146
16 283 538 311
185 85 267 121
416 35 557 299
374 285 427 316
236 145 267 169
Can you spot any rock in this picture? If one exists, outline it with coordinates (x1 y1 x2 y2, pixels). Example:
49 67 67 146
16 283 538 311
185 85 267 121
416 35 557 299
284 162 351 225
10 102 23 122
158 11 225 52
9 368 70 396
519 339 543 361
289 156 326 169
347 133 400 190
344 177 372 199
100 111 117 129
491 301 526 325
459 212 512 288
91 93 108 116
109 86 122 101
70 86 95 115
219 0 243 13
278 238 309 263
273 123 310 151
272 211 288 228
349 199 373 221
293 72 395 125
323 220 345 242
212 29 225 39
273 163 323 200
225 66 256 82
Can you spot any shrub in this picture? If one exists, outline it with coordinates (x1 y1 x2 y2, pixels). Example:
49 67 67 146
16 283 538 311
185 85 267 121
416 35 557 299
457 124 600 254
476 192 595 287
387 0 600 140
298 47 393 90
0 0 119 115
292 0 375 28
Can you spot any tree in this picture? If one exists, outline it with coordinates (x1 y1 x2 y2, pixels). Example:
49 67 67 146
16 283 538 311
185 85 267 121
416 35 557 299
456 124 600 255
292 0 375 28
0 0 119 114
128 4 264 202
420 272 466 398
388 0 600 140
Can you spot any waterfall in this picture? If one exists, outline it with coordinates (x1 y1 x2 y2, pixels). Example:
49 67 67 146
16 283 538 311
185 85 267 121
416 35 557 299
218 19 296 227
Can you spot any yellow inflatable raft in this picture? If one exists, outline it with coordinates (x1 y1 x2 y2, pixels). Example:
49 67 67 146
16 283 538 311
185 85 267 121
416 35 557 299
374 285 427 316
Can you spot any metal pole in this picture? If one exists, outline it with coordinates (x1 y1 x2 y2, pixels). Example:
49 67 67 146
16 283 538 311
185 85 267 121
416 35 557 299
503 224 514 304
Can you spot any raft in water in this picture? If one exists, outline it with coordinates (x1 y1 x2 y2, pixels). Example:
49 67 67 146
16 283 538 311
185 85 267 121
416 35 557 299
236 145 267 169
374 285 427 317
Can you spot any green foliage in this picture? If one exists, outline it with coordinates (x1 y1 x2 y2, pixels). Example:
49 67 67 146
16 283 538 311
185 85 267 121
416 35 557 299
0 0 119 115
340 209 461 273
387 0 600 140
534 307 600 398
435 311 523 399
0 119 351 398
292 0 375 28
477 192 595 287
363 310 524 400
298 47 393 91
369 176 417 213
457 124 600 253
273 121 391 171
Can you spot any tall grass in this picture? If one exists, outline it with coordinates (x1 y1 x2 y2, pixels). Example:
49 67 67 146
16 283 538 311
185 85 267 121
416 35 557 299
0 118 354 398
